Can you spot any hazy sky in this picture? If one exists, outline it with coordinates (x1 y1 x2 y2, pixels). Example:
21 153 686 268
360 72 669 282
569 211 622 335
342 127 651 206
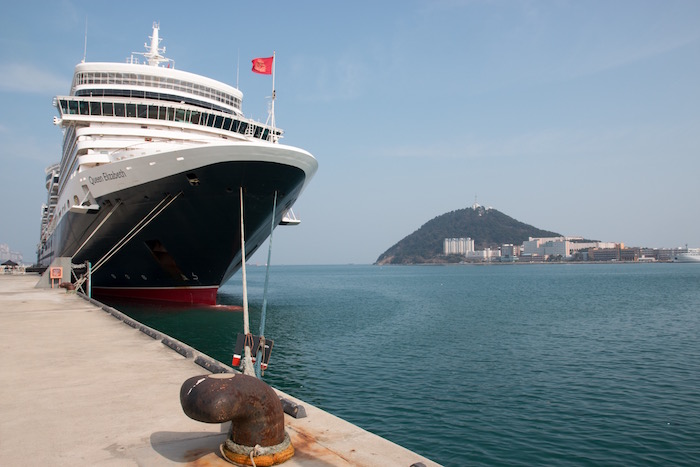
1 0 699 265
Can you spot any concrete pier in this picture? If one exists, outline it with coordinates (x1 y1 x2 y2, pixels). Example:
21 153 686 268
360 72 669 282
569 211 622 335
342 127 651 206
0 274 439 466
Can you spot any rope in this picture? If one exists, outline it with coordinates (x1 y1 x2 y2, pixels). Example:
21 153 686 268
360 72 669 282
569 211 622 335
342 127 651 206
72 200 122 258
249 444 262 467
244 333 254 353
220 433 293 465
255 191 277 379
91 192 181 274
239 187 256 377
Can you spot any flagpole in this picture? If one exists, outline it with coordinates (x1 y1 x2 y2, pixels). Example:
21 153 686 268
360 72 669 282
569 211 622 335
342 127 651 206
271 51 276 131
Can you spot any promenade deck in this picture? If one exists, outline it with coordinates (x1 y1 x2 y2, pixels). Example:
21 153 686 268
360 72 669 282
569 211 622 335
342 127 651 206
0 274 438 466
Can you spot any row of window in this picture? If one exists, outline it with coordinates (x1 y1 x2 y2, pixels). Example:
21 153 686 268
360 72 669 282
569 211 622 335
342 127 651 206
75 88 235 114
58 98 281 142
73 71 241 110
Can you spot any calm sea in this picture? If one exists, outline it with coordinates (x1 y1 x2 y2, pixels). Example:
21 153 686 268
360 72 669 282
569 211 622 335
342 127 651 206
112 263 700 466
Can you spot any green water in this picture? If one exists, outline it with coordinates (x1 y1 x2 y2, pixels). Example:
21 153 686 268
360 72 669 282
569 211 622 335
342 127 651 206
113 263 700 466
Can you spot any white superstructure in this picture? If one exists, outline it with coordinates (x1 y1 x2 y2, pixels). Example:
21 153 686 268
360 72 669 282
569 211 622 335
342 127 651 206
38 23 317 304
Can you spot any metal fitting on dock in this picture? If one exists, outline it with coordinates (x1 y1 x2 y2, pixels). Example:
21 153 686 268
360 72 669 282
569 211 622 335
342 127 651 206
180 373 294 465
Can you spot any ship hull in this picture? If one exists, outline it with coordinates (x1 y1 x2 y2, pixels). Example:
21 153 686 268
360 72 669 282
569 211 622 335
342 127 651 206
39 149 309 304
672 252 700 263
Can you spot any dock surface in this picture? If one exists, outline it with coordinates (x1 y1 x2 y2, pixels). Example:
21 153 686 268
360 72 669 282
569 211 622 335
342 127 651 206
0 274 439 466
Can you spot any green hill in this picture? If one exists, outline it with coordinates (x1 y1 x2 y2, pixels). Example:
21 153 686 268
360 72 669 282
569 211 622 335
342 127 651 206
375 205 560 265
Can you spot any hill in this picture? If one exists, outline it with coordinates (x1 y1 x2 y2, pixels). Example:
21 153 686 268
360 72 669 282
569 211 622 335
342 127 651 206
375 205 560 265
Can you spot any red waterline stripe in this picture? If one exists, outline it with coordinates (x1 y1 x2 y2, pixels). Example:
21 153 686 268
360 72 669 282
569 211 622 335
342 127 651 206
92 286 219 305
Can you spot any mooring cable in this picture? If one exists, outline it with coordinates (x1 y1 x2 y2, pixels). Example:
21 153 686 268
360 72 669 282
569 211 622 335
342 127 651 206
255 191 277 378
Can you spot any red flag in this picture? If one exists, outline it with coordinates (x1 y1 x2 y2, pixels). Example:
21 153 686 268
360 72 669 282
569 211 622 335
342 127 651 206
251 56 273 75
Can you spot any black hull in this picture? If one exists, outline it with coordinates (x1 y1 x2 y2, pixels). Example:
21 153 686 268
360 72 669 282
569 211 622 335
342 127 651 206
39 160 306 304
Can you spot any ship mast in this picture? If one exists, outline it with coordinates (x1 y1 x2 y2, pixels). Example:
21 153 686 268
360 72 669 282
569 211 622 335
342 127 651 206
133 22 173 67
264 52 277 136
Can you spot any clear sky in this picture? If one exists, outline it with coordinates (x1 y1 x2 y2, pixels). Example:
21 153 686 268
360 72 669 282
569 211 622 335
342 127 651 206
1 0 699 265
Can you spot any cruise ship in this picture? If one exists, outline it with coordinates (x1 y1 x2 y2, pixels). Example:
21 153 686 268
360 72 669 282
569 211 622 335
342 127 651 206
37 23 317 304
672 248 700 263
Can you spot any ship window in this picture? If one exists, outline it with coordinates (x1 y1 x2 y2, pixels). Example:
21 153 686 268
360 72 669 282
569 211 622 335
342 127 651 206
238 122 247 134
232 120 240 132
175 109 185 122
214 115 224 128
167 108 175 121
79 101 89 115
148 105 158 119
158 106 167 120
90 102 101 115
103 102 113 116
190 111 200 124
126 104 136 118
114 103 125 117
60 100 69 114
223 117 232 131
137 104 147 118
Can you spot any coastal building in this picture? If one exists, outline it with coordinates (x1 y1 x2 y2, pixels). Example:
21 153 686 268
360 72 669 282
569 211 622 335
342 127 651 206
440 234 692 264
522 236 572 258
500 244 520 262
653 248 687 262
465 248 500 261
587 244 640 262
522 237 616 259
444 237 475 255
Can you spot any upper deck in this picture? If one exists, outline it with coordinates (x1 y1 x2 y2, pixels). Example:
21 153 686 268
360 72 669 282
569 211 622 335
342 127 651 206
72 62 243 116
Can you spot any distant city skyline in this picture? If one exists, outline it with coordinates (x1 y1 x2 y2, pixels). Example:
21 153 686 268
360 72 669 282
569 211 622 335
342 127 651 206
1 1 699 265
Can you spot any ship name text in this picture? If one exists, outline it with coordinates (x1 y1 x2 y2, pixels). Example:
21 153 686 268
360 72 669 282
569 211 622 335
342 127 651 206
89 170 127 185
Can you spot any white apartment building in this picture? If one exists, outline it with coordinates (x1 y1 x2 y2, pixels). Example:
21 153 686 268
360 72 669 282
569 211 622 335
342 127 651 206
522 237 617 258
444 237 475 255
522 237 565 256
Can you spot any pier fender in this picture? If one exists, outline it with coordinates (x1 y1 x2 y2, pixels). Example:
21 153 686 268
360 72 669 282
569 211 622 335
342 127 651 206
180 373 294 465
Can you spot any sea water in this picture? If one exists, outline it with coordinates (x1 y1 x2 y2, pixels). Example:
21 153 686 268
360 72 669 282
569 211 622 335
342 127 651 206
114 263 700 466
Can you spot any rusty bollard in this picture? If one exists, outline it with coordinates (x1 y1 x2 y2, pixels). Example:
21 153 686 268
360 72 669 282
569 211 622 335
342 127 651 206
180 373 294 466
